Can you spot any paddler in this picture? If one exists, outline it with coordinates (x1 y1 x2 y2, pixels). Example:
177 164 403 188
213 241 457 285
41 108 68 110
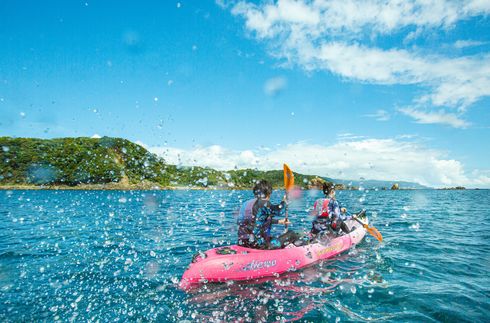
310 182 352 236
237 180 299 249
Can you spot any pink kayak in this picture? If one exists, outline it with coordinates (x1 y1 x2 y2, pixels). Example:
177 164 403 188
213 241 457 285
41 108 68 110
179 216 368 290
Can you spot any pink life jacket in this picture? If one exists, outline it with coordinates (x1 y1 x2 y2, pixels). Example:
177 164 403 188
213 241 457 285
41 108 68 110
313 198 330 218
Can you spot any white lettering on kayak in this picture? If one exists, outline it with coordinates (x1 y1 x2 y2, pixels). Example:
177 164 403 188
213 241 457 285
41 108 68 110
241 259 277 271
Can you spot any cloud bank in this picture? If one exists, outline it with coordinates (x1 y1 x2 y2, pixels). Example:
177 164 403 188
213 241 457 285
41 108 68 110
144 138 490 188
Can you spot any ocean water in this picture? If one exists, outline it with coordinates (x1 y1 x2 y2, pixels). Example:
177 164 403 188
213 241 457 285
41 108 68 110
0 189 489 322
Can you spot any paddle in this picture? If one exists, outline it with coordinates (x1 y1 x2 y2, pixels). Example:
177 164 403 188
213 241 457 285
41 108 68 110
283 163 294 231
350 210 383 242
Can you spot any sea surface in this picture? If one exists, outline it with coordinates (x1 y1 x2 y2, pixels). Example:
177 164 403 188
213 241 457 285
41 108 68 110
0 189 489 322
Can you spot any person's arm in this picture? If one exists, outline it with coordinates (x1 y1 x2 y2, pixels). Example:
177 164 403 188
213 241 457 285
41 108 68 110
329 199 340 220
338 202 350 220
269 200 286 216
269 200 290 224
253 205 271 238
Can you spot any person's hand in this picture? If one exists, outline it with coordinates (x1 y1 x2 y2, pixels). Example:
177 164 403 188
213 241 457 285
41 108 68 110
282 195 289 204
341 207 347 213
278 219 291 225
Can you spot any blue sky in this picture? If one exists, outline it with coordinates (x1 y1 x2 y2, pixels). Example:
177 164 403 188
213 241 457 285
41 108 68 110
1 0 490 187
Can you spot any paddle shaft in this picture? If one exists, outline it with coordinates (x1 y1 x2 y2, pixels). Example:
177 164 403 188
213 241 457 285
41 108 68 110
352 215 368 228
350 212 383 242
284 191 289 231
283 164 294 231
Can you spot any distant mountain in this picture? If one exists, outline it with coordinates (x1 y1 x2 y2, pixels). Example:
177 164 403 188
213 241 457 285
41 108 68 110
323 177 429 189
0 136 322 189
0 136 169 186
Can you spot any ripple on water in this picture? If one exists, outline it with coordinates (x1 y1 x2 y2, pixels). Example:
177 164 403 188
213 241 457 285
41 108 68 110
0 189 489 321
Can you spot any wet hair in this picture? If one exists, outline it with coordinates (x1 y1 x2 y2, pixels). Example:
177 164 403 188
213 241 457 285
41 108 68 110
322 182 335 196
253 180 272 198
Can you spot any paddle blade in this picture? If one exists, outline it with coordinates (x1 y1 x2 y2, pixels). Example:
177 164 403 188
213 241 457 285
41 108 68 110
283 164 294 191
364 224 383 242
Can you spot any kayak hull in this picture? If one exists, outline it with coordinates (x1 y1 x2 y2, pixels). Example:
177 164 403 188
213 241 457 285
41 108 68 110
179 217 368 290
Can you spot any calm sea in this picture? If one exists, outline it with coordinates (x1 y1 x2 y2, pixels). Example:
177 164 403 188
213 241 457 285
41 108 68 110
0 189 489 322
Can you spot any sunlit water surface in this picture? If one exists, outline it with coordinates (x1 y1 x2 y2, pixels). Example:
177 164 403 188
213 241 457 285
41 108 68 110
0 189 489 322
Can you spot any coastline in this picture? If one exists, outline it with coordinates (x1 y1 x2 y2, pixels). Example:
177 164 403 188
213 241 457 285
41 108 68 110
0 184 480 191
0 183 246 191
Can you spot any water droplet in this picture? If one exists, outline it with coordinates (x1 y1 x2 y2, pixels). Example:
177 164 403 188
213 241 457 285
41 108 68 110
410 222 420 231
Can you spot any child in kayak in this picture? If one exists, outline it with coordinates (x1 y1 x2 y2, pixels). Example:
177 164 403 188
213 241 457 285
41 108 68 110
238 180 299 249
310 182 351 236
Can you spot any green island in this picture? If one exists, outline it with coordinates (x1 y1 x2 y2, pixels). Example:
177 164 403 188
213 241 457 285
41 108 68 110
0 136 350 190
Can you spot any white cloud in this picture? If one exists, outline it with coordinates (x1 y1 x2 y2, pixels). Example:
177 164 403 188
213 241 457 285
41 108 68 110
465 0 490 12
264 76 287 96
230 0 490 127
454 40 487 49
148 144 261 170
91 134 102 139
147 139 490 188
314 43 490 111
215 0 228 9
232 0 490 39
399 107 470 128
337 133 366 140
364 109 390 121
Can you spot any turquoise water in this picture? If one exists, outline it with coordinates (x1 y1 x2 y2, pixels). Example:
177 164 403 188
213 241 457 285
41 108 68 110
0 189 489 322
